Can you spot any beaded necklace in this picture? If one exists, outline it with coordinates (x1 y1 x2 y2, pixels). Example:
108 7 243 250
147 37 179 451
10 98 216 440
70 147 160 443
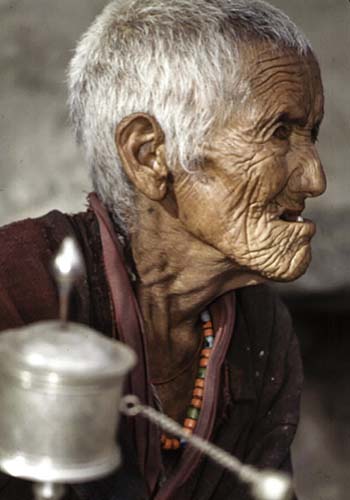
160 310 215 450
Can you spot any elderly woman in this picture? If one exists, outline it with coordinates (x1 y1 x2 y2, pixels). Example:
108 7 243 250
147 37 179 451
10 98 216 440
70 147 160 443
0 0 326 499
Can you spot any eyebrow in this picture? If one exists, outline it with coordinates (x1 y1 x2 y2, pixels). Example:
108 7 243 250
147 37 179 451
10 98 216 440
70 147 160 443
256 101 324 135
255 111 302 133
273 112 308 127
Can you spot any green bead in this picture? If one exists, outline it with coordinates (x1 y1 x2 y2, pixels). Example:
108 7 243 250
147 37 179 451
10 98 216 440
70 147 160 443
197 367 207 379
186 406 200 420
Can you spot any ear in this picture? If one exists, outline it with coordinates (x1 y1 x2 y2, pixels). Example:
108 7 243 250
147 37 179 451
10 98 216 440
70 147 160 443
115 113 168 201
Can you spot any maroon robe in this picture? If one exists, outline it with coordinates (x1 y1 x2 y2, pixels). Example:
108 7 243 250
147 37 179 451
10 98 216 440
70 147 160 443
0 195 302 500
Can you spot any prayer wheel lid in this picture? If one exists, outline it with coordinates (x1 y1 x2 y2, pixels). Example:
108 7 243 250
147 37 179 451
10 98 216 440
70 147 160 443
0 320 135 385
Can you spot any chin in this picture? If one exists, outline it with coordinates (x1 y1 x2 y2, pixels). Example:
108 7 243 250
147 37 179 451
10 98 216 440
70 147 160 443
261 244 312 283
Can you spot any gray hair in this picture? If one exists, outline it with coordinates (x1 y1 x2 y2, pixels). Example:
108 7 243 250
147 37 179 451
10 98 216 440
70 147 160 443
68 0 311 234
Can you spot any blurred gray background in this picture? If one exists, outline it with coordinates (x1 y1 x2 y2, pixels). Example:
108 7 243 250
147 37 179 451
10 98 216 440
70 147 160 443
0 1 349 499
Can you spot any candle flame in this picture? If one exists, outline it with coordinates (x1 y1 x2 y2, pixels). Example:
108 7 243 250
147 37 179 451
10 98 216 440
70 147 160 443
53 237 84 280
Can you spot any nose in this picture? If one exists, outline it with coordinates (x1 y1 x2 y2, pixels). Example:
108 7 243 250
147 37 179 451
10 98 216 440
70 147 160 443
288 145 327 198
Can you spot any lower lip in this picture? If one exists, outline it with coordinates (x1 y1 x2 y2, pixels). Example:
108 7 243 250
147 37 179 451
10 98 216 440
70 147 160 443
279 217 316 231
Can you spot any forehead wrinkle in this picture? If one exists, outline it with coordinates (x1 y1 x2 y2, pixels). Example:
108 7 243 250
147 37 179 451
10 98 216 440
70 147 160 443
253 59 305 78
249 74 312 130
250 68 306 95
255 54 295 65
250 56 308 94
253 79 307 108
242 75 312 128
241 46 317 107
208 53 323 151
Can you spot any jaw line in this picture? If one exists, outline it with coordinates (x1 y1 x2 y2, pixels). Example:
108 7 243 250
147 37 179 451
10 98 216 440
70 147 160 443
265 241 312 282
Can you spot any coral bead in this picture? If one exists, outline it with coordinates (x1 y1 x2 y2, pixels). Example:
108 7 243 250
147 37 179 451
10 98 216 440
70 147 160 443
184 418 197 430
201 348 211 358
172 439 180 450
199 357 209 367
203 329 214 337
194 378 205 389
202 321 212 329
191 397 202 409
163 438 174 450
193 387 204 398
161 309 215 451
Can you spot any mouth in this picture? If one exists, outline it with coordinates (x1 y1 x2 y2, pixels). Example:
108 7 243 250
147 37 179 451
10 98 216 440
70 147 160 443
270 204 316 236
279 208 305 223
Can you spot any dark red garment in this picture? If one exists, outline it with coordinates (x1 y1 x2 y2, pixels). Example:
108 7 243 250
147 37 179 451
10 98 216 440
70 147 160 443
89 193 236 498
0 195 302 500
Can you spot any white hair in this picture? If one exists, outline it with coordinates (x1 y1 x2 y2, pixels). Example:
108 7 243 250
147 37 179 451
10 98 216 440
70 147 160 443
68 0 312 234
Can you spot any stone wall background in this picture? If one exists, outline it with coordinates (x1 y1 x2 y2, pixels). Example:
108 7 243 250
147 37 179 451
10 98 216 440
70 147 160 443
1 1 349 499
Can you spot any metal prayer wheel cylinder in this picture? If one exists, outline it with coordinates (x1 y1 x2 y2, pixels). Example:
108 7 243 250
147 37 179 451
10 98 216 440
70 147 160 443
0 320 136 484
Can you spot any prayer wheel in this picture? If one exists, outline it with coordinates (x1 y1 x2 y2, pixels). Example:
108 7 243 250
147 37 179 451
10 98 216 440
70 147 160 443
0 320 135 484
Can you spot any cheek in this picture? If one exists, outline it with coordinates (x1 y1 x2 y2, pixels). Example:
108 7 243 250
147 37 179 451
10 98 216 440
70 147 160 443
173 146 290 251
174 175 243 241
224 143 290 211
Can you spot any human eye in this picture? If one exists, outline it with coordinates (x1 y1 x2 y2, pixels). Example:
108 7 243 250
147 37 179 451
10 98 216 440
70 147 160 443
272 123 293 141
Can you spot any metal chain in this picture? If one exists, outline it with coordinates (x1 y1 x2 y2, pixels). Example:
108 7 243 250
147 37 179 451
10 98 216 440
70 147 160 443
120 395 293 500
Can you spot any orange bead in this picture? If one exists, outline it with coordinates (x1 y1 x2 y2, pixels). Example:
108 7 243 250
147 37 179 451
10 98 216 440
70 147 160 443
172 439 181 450
163 438 174 450
160 434 182 450
194 378 205 389
200 348 211 358
204 329 214 337
191 397 202 409
193 387 204 398
199 357 209 367
184 418 197 430
202 321 213 329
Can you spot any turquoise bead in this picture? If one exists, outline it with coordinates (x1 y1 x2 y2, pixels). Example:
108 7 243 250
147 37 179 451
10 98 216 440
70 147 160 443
204 336 214 348
197 366 207 379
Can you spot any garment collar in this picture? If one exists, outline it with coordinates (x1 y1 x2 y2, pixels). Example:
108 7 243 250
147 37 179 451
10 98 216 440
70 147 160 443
87 192 255 496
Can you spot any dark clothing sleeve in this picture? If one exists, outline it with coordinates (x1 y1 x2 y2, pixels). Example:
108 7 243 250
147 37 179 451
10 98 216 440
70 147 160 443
0 210 109 333
0 213 71 330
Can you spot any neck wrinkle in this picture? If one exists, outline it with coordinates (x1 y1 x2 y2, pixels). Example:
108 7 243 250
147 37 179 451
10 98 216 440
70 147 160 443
129 198 255 363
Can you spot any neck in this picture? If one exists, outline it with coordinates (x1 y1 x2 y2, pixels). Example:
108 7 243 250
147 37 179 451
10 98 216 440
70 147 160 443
129 197 263 381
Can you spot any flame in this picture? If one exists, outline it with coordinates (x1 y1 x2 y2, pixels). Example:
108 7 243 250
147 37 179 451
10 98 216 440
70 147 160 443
54 237 83 278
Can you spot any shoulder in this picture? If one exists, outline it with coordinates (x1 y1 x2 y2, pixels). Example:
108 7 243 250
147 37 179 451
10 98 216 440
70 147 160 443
0 210 76 261
0 210 93 329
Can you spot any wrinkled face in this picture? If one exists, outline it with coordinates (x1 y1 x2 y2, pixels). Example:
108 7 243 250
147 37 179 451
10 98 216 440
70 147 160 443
173 45 326 281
